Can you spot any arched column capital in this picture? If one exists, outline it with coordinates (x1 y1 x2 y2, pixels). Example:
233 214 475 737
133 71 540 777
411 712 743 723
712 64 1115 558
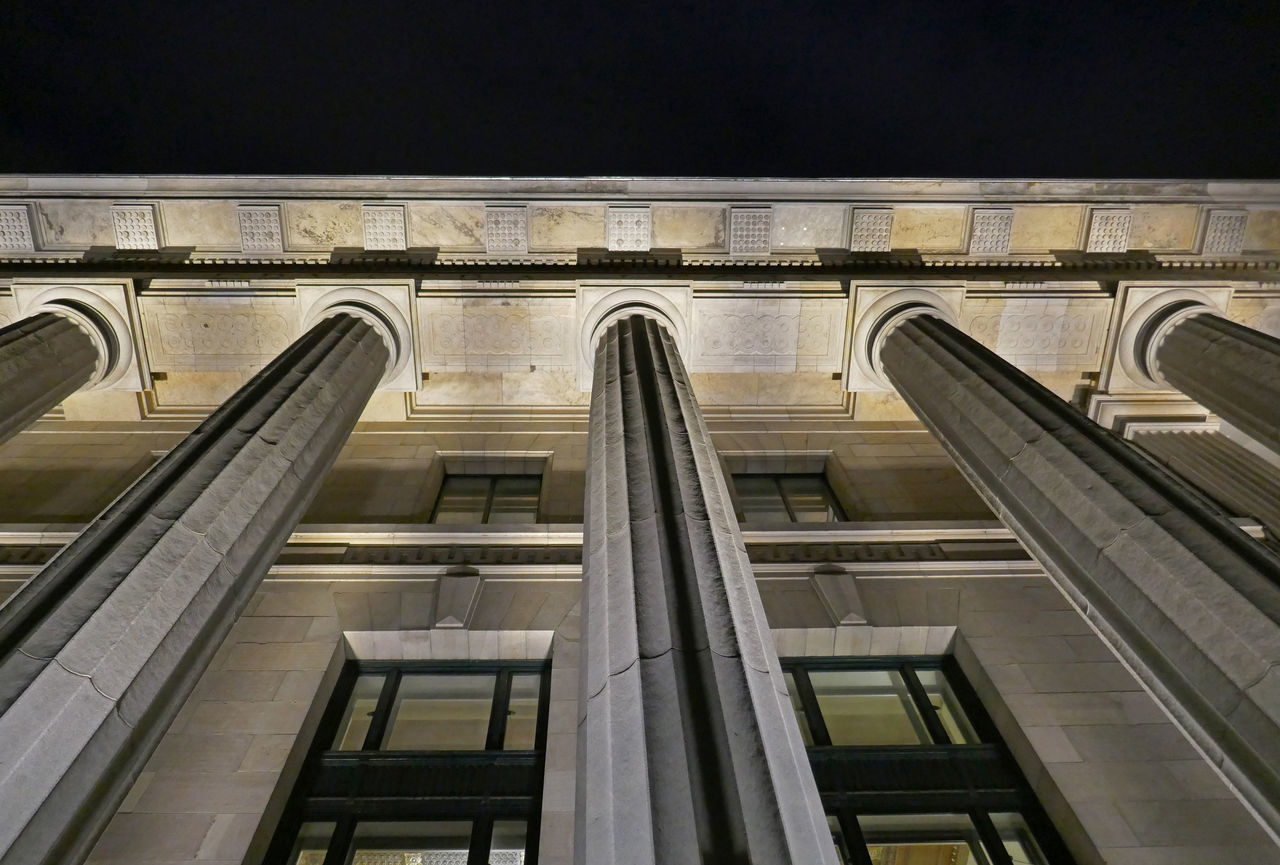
577 285 691 388
1119 287 1226 389
848 286 962 390
12 280 141 390
296 280 417 390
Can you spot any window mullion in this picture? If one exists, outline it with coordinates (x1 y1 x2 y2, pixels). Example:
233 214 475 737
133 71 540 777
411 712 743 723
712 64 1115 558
326 815 357 865
468 817 494 865
971 810 1016 865
362 670 401 751
483 476 497 522
839 809 875 865
792 667 832 747
901 664 951 744
777 477 798 522
488 669 513 750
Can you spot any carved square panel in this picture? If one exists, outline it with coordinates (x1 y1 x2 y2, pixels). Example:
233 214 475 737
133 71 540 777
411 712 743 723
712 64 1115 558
112 205 159 250
969 208 1014 255
850 208 893 252
1086 209 1132 253
362 205 407 251
730 208 772 255
0 205 34 251
485 207 528 253
237 206 283 252
1202 210 1248 255
606 206 651 251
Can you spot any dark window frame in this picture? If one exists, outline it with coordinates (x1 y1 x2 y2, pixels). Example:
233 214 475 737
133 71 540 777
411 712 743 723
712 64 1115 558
429 474 543 524
732 472 847 523
782 656 1076 865
265 660 551 865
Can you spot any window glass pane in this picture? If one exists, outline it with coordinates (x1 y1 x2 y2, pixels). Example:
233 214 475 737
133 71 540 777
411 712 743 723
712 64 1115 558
858 813 990 865
503 673 542 750
782 671 814 747
779 474 843 522
489 476 541 523
333 674 385 750
490 820 528 863
915 668 979 744
289 821 335 865
991 813 1048 865
809 669 929 745
351 821 472 862
382 674 496 750
434 475 490 524
734 475 789 522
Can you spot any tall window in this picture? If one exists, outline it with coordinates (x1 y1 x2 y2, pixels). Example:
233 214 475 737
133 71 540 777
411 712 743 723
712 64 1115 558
431 475 541 524
267 661 550 865
782 657 1074 865
734 473 846 523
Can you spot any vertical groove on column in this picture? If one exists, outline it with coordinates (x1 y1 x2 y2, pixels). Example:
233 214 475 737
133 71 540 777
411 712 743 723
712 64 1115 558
1156 313 1280 447
0 312 99 445
0 313 388 865
882 313 1280 836
577 315 835 865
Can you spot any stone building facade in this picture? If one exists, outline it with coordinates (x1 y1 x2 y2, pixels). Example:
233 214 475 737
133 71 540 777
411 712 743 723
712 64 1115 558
0 176 1279 864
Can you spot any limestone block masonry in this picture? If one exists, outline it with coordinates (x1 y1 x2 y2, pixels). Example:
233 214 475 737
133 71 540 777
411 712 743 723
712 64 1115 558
577 314 836 865
0 313 388 865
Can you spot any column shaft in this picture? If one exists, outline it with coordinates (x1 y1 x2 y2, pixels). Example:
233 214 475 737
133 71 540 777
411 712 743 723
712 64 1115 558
1156 312 1280 447
0 313 387 865
1135 429 1280 537
577 315 835 865
882 313 1280 832
0 312 99 445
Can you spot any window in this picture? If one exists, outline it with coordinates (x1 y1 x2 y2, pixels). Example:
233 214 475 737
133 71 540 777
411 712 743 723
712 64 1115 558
431 475 541 524
267 661 550 865
733 473 846 523
783 657 1073 865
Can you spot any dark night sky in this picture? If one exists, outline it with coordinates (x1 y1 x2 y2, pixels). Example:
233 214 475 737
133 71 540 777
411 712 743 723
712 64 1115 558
2 0 1278 178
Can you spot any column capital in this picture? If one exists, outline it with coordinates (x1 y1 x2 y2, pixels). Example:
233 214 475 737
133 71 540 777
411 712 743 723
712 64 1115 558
12 280 140 390
296 280 416 389
1108 284 1229 391
576 284 691 388
849 286 961 390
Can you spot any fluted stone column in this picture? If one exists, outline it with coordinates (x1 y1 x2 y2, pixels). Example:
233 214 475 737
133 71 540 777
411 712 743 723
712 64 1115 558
0 312 388 865
577 314 836 865
0 312 100 445
1135 429 1280 536
880 309 1280 833
1151 312 1280 448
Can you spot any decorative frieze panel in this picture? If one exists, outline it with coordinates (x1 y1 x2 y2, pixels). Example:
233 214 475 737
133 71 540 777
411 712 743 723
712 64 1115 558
418 296 576 371
606 205 651 251
0 206 34 252
729 207 772 254
138 295 297 372
237 206 283 252
111 205 159 250
362 205 407 251
961 296 1111 371
1203 209 1249 255
1226 293 1280 338
485 207 528 253
849 208 893 252
968 208 1013 255
685 296 847 373
1086 209 1132 253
